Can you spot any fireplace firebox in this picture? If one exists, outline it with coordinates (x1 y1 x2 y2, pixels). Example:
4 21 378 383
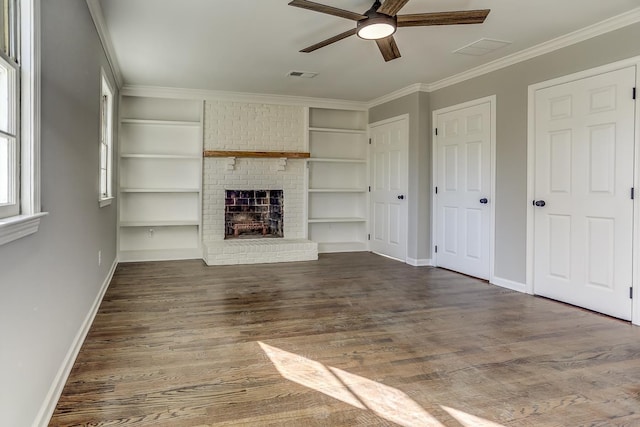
224 190 283 239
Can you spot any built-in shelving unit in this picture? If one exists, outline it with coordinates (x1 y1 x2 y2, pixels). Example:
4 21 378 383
306 107 368 253
118 96 204 262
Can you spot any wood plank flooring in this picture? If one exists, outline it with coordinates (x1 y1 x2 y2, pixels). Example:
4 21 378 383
50 253 640 426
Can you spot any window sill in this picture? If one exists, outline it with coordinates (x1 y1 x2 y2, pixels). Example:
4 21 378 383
99 197 114 208
0 212 48 246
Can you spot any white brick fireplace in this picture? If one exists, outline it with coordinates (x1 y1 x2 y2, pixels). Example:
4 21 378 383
201 100 318 265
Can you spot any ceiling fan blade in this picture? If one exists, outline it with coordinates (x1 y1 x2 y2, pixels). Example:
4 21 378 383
288 0 366 21
300 28 357 53
397 9 490 27
375 36 401 62
377 0 411 16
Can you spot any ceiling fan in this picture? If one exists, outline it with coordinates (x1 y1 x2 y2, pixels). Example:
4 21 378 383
289 0 490 62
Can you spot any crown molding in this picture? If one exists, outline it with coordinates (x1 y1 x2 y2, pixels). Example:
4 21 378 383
428 6 640 92
367 83 430 108
86 0 123 88
121 85 369 110
89 3 640 108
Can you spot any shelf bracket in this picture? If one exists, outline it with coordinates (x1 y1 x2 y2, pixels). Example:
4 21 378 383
226 157 236 171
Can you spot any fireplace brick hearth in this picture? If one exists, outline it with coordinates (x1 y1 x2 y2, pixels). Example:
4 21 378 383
203 239 317 265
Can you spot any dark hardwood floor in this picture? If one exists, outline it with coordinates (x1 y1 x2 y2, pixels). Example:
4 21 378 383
50 253 640 426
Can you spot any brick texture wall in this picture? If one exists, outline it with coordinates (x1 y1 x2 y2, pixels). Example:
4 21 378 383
204 100 304 151
202 100 306 242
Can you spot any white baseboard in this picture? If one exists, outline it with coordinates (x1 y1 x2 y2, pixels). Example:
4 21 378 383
33 258 118 427
118 248 202 262
490 276 526 293
406 257 433 267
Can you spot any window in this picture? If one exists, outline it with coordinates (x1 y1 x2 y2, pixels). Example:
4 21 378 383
0 0 19 219
99 72 113 206
0 0 45 246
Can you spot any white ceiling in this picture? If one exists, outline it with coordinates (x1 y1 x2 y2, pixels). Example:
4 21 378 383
98 0 640 102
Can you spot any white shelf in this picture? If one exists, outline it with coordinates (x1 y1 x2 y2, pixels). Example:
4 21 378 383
119 224 199 251
119 248 203 262
120 188 200 193
120 220 200 227
309 127 366 134
308 192 366 220
309 131 367 160
308 108 367 130
307 158 366 164
308 159 366 189
121 118 199 127
317 242 368 253
121 154 201 160
120 192 199 223
308 188 367 193
308 217 366 223
120 120 201 156
120 157 201 189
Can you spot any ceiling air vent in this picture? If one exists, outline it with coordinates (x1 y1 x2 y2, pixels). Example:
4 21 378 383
453 38 511 56
287 70 318 78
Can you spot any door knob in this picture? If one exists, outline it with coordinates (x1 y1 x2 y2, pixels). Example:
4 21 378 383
397 195 405 200
479 198 488 204
533 200 546 207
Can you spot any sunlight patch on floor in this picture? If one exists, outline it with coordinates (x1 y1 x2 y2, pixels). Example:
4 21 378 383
258 341 366 409
330 366 443 426
441 405 507 427
258 341 444 427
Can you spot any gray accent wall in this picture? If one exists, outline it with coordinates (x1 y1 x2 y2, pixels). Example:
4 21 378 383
369 92 431 262
430 22 640 283
0 1 118 425
370 22 640 283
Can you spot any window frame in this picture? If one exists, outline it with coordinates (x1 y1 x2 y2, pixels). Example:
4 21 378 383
0 0 20 219
99 70 114 207
0 0 46 246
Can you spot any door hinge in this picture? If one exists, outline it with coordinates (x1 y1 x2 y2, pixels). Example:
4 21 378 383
435 186 438 194
435 245 438 253
630 287 633 299
369 138 372 145
368 186 371 192
435 128 438 136
634 87 637 100
632 187 635 200
368 234 371 241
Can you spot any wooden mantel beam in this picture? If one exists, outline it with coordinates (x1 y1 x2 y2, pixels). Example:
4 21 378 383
203 150 310 159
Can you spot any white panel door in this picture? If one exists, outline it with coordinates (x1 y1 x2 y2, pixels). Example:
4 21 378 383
533 66 635 320
435 101 492 280
370 116 408 261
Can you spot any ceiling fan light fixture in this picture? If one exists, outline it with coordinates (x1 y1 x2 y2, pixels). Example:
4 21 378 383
356 14 397 40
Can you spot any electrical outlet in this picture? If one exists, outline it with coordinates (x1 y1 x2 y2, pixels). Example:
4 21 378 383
98 250 102 266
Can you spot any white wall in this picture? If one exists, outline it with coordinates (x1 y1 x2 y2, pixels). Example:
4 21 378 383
0 1 118 425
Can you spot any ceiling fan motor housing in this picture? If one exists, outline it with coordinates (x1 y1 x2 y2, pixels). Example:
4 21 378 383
356 7 398 40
